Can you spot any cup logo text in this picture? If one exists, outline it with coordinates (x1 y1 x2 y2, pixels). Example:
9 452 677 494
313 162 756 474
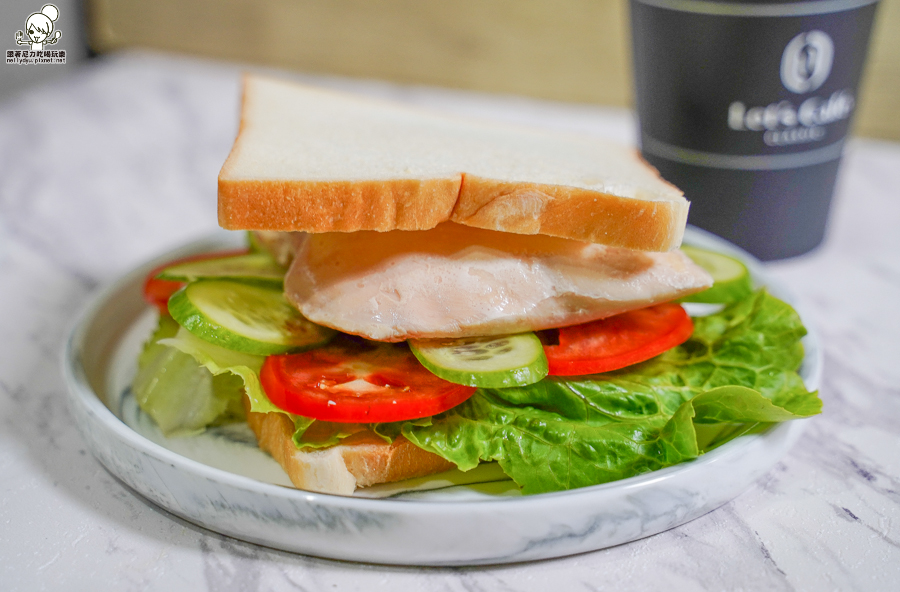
727 30 849 146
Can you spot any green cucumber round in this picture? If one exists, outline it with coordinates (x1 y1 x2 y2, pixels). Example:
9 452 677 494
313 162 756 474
157 253 285 285
680 245 753 304
409 333 548 388
168 280 334 355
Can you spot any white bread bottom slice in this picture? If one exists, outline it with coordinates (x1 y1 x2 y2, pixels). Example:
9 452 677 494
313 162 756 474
243 395 454 495
218 76 689 252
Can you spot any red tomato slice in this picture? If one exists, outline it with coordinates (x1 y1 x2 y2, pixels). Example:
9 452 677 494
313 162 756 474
260 339 477 423
543 303 694 376
142 249 249 313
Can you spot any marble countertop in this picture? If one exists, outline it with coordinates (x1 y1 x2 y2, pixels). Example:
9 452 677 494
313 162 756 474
1 52 898 591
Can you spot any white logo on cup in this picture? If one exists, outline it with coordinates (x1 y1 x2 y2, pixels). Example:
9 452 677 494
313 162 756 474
780 31 834 94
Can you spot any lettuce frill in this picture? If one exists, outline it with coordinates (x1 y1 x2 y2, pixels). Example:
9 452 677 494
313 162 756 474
132 289 821 493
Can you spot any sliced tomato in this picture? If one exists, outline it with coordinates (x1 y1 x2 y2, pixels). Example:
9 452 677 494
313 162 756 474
542 303 694 376
260 339 477 423
142 249 248 313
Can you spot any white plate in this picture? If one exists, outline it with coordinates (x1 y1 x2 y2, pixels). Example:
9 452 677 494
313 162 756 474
62 227 822 566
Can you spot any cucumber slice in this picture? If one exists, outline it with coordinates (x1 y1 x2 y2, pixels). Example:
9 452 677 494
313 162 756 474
157 253 285 285
168 280 334 355
409 333 548 388
680 245 753 304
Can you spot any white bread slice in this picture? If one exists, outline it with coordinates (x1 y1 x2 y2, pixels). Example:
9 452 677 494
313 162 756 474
219 75 689 252
243 395 454 495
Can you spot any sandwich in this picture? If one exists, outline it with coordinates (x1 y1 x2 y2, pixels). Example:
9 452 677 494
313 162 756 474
133 75 821 496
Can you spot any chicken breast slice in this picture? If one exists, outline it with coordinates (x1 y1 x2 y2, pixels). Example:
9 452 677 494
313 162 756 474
284 223 713 341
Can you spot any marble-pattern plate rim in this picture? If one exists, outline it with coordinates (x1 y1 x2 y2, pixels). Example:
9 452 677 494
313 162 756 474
61 226 822 566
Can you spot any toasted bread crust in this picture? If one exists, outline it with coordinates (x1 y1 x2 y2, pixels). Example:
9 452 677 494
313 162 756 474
221 175 689 252
219 178 462 233
453 175 689 250
243 396 454 495
217 75 690 252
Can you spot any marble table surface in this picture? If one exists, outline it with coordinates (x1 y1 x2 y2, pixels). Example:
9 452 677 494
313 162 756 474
1 52 898 591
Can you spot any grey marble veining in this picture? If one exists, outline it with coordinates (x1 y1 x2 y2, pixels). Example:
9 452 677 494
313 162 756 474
1 51 899 590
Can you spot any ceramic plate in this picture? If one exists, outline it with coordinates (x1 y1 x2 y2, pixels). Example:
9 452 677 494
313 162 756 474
62 227 822 566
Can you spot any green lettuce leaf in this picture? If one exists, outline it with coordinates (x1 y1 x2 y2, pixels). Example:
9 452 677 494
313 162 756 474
290 414 433 449
153 326 408 449
135 289 820 495
159 328 280 414
131 316 245 436
292 417 368 449
403 290 821 494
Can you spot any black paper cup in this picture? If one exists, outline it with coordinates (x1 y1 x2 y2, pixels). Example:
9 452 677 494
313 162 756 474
630 0 879 260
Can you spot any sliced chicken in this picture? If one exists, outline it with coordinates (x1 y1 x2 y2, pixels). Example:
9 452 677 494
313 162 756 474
284 223 713 341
